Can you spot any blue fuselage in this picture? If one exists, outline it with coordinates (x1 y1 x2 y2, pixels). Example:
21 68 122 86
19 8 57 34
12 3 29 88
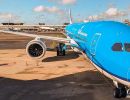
65 21 130 84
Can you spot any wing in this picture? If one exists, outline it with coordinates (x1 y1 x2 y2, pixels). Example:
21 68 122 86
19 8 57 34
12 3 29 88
0 30 70 43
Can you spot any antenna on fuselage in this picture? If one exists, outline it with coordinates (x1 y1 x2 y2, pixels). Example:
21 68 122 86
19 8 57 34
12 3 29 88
69 9 73 24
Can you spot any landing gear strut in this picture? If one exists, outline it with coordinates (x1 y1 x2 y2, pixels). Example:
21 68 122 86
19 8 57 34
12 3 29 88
56 43 66 56
113 81 127 98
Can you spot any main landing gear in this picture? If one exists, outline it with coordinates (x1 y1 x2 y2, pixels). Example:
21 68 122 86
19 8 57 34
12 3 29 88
113 81 127 98
56 43 66 56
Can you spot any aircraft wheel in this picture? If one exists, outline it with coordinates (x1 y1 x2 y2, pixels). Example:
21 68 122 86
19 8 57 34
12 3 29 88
62 50 66 56
114 87 127 98
57 50 59 56
56 43 66 56
120 87 127 98
114 88 122 98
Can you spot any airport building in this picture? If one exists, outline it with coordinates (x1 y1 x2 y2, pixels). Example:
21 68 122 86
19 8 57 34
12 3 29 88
0 22 67 33
39 23 45 25
1 23 24 25
63 23 69 25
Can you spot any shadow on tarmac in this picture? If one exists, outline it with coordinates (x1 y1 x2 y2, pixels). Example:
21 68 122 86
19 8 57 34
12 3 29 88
0 70 118 100
42 51 80 62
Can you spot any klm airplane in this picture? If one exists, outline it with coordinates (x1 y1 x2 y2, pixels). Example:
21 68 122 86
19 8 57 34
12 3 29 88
1 18 130 98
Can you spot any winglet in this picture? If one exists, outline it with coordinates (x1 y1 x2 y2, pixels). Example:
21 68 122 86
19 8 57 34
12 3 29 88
69 9 73 24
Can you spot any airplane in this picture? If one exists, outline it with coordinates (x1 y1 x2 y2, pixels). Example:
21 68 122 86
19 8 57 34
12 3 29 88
9 27 21 32
1 11 130 98
39 26 55 31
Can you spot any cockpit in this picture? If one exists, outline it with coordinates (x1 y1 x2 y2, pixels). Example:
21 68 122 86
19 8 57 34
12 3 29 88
124 43 130 52
112 43 130 52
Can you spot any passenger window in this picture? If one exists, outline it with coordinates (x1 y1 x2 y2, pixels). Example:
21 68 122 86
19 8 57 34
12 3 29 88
124 43 130 52
112 43 123 51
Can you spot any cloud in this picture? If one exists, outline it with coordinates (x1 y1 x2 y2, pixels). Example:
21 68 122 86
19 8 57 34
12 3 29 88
33 6 64 14
106 7 118 16
0 13 20 22
33 5 44 12
105 7 127 17
62 0 76 5
33 5 69 24
48 0 76 5
86 7 128 21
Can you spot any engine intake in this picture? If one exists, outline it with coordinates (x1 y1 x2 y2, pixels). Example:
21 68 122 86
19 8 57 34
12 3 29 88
26 40 46 59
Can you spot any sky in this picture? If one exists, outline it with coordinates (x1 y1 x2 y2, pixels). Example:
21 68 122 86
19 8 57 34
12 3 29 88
0 0 130 24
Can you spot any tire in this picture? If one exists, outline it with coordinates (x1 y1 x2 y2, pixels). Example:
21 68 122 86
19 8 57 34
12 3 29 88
114 88 122 98
62 50 66 56
57 50 59 56
114 87 127 98
121 88 127 98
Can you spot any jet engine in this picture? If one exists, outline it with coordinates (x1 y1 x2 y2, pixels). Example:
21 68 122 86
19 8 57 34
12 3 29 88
26 39 46 59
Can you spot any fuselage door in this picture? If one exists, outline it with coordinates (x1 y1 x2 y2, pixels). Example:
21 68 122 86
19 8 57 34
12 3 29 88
90 33 101 56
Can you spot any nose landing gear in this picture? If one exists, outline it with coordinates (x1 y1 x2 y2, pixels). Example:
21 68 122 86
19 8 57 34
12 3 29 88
113 81 127 98
114 87 127 98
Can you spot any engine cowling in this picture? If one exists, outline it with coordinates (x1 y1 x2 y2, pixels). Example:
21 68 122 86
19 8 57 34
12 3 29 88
26 40 46 59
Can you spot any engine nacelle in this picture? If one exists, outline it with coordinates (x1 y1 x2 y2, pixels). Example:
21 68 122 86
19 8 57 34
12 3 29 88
26 39 46 59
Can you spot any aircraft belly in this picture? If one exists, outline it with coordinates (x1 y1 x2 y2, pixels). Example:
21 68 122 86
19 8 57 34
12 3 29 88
99 60 129 83
93 62 130 87
90 52 130 85
83 52 130 87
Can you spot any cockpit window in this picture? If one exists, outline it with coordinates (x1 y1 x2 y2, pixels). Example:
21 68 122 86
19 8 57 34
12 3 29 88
124 43 130 52
112 43 123 51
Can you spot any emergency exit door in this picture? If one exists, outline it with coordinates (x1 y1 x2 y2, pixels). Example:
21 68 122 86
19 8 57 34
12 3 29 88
90 33 101 56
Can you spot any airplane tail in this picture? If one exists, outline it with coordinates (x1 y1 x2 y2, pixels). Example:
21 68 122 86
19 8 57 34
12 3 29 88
69 9 73 24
